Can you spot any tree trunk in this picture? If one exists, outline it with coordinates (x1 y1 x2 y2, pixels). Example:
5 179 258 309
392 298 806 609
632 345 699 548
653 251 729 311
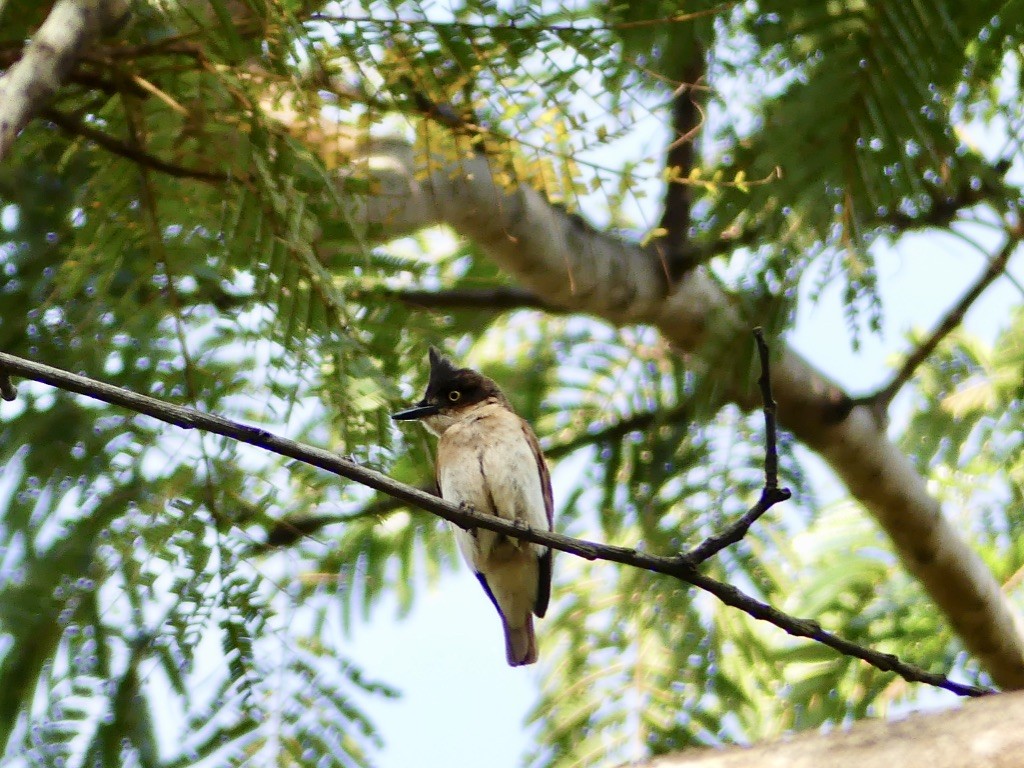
644 690 1024 767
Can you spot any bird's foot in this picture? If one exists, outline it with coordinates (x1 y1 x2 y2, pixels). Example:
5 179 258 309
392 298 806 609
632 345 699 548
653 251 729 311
457 501 479 536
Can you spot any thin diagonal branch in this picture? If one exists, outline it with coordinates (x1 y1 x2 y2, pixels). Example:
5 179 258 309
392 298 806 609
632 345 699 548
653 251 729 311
863 232 1020 415
259 507 400 550
41 107 245 185
0 350 990 698
879 159 1013 233
256 486 436 551
309 5 733 34
546 403 694 461
404 80 481 145
374 285 557 313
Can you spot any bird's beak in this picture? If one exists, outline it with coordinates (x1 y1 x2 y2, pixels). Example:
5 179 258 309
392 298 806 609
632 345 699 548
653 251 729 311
391 402 440 421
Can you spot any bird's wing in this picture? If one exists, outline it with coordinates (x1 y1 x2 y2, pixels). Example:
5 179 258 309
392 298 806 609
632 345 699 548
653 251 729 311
534 547 552 618
520 418 553 618
519 418 554 531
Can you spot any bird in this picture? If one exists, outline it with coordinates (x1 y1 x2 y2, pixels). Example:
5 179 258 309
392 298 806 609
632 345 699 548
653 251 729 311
392 347 553 666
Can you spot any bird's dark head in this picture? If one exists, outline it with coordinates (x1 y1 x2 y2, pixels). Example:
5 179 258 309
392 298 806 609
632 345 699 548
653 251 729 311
392 347 508 433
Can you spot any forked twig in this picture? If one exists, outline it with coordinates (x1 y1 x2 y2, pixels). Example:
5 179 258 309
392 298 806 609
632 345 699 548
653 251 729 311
683 328 791 564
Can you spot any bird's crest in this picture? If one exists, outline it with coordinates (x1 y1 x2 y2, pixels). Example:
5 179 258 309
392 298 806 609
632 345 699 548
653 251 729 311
424 346 506 406
427 346 460 389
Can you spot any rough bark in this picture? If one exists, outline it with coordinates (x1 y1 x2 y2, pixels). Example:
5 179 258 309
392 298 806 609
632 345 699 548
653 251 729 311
643 690 1024 768
0 0 129 161
331 136 1024 688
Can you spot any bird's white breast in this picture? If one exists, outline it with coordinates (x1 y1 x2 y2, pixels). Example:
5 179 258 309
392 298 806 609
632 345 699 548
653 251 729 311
436 403 549 570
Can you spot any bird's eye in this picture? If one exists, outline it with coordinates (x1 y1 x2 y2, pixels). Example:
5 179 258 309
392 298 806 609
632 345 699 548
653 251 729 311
448 390 461 402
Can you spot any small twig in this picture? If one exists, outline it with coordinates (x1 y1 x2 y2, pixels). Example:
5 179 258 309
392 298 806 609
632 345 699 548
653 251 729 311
40 107 246 185
755 327 781 492
655 52 705 284
683 328 791 563
0 350 991 698
255 489 434 552
0 372 16 401
259 509 397 550
310 5 733 34
1002 561 1024 595
861 234 1019 415
407 86 479 138
374 285 557 313
879 163 1012 233
128 73 189 116
98 38 205 60
683 487 790 566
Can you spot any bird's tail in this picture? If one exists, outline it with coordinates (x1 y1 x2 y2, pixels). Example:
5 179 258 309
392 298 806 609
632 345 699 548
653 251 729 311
503 614 537 666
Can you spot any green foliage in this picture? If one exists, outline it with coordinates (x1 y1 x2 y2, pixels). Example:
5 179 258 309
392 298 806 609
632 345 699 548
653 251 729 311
0 0 1021 766
900 313 1024 585
707 0 1016 341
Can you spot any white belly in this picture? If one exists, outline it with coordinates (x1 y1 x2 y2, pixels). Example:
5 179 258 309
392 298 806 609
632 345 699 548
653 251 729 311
436 418 549 570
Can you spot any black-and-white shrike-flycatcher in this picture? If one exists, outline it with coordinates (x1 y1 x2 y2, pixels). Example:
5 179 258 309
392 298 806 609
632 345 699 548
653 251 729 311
392 347 553 666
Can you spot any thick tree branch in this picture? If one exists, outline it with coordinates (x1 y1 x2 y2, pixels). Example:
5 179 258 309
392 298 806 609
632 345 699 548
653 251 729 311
0 350 988 698
331 134 1024 689
861 232 1020 416
646 688 1024 768
0 0 130 161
